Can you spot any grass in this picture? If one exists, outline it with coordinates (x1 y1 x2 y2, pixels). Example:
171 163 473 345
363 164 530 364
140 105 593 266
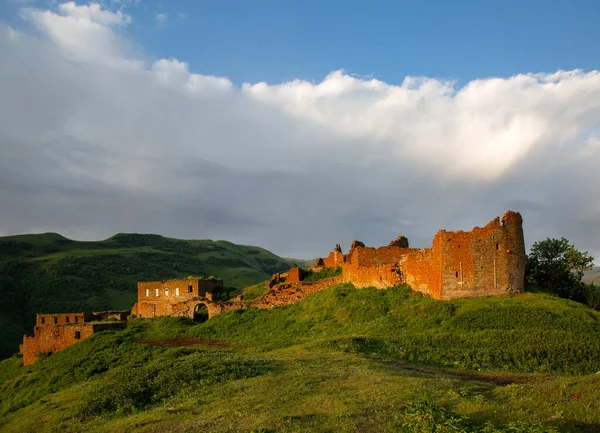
302 266 342 282
1 284 599 432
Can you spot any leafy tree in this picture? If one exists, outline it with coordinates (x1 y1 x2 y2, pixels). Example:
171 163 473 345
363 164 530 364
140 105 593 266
526 237 594 302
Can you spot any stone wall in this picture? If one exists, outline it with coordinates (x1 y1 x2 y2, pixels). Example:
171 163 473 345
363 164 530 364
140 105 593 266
315 211 525 300
134 278 223 318
20 314 125 366
286 267 303 283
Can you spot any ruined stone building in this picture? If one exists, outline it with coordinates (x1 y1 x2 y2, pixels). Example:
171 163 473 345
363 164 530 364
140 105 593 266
19 311 128 365
131 278 223 319
316 211 526 299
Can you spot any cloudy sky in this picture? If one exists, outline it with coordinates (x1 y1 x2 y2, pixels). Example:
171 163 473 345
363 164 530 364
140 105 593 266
0 1 599 260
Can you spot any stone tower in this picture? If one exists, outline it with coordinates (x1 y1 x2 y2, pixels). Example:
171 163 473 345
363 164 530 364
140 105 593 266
501 211 526 292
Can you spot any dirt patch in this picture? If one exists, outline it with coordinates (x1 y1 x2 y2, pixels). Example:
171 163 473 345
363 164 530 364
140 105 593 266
377 358 540 385
136 337 232 349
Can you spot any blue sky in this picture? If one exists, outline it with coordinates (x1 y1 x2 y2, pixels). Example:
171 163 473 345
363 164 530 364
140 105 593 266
3 0 599 86
0 0 599 260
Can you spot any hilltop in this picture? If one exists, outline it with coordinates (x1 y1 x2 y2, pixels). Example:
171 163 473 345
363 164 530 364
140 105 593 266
1 284 599 432
0 232 303 358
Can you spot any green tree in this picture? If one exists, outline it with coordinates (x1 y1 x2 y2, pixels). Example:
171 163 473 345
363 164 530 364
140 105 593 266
526 237 594 302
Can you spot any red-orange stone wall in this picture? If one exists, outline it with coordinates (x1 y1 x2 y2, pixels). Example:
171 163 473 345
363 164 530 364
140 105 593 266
19 311 127 366
323 251 345 268
317 211 525 300
134 278 223 319
287 267 303 283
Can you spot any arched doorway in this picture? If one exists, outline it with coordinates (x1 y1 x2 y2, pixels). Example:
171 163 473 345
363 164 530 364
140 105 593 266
193 303 209 323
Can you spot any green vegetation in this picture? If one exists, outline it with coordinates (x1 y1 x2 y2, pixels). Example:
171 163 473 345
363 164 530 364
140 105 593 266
526 237 599 310
301 266 342 282
1 284 599 432
239 281 270 301
0 232 299 358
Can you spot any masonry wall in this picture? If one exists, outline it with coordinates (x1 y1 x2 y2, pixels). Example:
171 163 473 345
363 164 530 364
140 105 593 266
20 323 95 366
342 247 405 288
435 211 525 299
315 211 525 300
286 267 303 283
323 251 345 268
36 312 91 326
135 278 223 319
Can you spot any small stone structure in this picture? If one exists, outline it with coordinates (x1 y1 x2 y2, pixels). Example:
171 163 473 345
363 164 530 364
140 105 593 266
131 278 224 319
19 311 128 365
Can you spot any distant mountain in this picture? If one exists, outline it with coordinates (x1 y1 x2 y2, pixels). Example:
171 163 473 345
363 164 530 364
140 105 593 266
583 266 600 285
0 232 303 358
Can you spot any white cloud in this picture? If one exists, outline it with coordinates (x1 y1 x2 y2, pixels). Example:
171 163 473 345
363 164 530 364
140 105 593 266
58 1 131 26
155 12 166 24
0 2 599 260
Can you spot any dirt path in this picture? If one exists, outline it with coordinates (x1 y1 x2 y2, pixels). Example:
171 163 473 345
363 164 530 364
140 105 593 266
136 337 232 349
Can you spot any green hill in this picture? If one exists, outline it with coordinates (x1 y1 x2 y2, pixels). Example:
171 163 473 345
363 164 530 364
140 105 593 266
0 232 301 359
1 284 599 432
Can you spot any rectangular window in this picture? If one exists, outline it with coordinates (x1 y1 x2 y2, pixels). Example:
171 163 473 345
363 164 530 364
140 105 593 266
175 287 180 296
188 285 193 294
74 316 79 323
144 289 149 297
65 316 70 323
154 288 159 297
41 317 45 324
74 331 81 340
164 288 169 296
496 243 499 250
54 316 58 325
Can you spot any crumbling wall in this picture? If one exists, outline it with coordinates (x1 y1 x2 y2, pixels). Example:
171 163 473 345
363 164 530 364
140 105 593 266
399 246 442 298
286 267 303 283
135 278 223 318
323 250 345 268
20 312 127 365
20 324 95 365
342 246 407 288
434 211 525 299
36 312 91 326
315 210 525 300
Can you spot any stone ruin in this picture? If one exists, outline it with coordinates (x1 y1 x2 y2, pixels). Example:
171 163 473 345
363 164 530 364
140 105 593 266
315 211 526 299
20 211 525 365
19 311 129 366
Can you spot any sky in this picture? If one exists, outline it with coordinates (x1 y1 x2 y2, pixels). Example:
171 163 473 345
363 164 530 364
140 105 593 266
0 0 599 260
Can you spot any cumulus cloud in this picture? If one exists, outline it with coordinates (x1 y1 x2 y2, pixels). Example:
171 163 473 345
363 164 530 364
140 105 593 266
0 2 599 261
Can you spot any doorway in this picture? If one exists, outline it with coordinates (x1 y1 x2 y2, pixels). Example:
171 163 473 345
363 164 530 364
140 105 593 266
193 304 209 323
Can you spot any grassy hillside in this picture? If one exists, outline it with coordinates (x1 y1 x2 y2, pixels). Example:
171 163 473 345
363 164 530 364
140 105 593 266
0 232 300 359
1 284 599 432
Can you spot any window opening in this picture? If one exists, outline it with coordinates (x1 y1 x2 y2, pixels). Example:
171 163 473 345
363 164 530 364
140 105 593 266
74 331 81 340
54 316 58 325
144 289 149 297
164 288 169 296
66 316 70 323
188 285 193 294
41 317 45 324
455 271 459 278
154 288 159 297
175 287 180 296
